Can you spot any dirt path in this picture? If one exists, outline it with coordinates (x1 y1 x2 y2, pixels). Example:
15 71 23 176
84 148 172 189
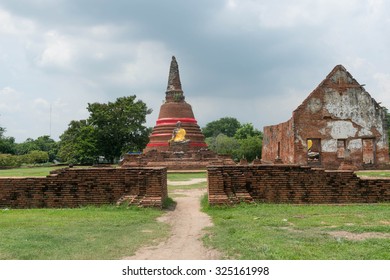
123 181 222 260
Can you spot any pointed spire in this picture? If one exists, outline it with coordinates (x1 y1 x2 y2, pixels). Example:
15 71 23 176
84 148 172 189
166 56 183 93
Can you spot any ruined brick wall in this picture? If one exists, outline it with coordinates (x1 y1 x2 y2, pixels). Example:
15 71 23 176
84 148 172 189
293 66 389 169
207 165 390 205
262 118 294 164
261 65 389 170
121 149 235 170
0 167 167 208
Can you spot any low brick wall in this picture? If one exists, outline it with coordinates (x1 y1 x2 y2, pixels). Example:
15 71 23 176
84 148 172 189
207 165 390 205
0 167 167 208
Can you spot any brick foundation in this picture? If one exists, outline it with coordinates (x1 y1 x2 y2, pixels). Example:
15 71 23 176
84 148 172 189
207 165 390 205
0 167 167 208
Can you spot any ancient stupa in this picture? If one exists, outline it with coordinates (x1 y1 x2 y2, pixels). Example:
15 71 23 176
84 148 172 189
144 56 208 152
120 56 234 170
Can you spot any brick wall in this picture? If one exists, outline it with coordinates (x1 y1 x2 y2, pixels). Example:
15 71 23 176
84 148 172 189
0 167 167 208
208 165 390 205
262 119 294 164
261 65 389 170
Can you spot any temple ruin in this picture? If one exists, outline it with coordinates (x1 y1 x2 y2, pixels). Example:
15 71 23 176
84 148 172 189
120 56 234 169
262 65 389 170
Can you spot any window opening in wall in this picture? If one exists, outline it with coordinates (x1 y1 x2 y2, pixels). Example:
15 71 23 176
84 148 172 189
337 139 346 158
307 138 321 164
277 142 281 159
362 138 375 164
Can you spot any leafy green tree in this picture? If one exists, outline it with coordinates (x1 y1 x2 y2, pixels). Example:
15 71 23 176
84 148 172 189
206 133 240 160
16 136 58 162
234 123 262 139
233 123 263 161
15 138 39 155
237 136 262 162
87 96 152 163
58 120 98 164
205 119 263 162
34 136 59 162
0 126 17 154
202 117 241 138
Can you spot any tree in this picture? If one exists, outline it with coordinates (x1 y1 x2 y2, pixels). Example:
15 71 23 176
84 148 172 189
58 120 98 164
15 138 39 155
208 133 240 160
23 150 49 164
34 136 59 162
237 136 262 162
204 119 263 162
234 123 262 139
0 126 17 154
87 96 152 163
233 123 263 161
16 136 58 162
202 117 241 138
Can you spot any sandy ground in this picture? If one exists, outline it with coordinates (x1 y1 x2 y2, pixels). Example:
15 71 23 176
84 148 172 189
123 179 222 260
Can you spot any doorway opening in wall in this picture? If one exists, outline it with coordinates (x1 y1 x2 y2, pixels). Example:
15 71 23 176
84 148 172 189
337 139 346 158
307 138 321 165
362 138 375 165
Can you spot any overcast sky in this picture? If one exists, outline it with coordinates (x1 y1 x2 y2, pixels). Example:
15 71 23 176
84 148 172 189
1 0 390 142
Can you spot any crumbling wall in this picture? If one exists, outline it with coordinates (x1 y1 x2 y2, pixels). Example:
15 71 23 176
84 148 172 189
262 118 294 164
121 149 235 170
293 66 389 169
208 165 390 205
0 167 167 208
262 65 389 169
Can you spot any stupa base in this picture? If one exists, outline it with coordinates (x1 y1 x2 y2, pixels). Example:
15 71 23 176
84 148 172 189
120 148 235 170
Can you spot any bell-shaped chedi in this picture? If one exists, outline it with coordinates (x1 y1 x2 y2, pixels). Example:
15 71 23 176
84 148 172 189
144 56 208 152
121 56 234 170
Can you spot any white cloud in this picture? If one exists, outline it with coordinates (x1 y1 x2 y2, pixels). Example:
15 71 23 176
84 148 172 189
373 72 390 108
108 41 169 88
36 31 75 69
0 87 22 112
218 0 362 31
0 8 36 35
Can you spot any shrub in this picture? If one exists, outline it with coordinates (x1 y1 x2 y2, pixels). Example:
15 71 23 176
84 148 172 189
0 154 23 167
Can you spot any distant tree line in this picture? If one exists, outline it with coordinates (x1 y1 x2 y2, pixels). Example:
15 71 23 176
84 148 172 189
0 95 152 166
202 117 263 162
0 131 57 167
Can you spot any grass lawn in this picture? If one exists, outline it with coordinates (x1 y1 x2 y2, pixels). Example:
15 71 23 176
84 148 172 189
167 171 206 181
202 198 390 260
0 166 61 177
0 206 169 260
355 171 390 178
168 182 207 192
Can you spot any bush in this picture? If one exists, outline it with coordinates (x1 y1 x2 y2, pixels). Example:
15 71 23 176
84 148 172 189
23 150 49 164
0 154 22 167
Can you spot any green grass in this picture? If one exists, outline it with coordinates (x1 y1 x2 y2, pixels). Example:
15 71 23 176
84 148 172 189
168 181 207 191
0 205 169 260
167 171 206 181
0 166 61 177
202 198 390 260
355 171 390 178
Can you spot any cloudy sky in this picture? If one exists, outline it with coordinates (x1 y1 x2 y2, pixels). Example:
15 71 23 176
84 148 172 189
1 0 390 142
